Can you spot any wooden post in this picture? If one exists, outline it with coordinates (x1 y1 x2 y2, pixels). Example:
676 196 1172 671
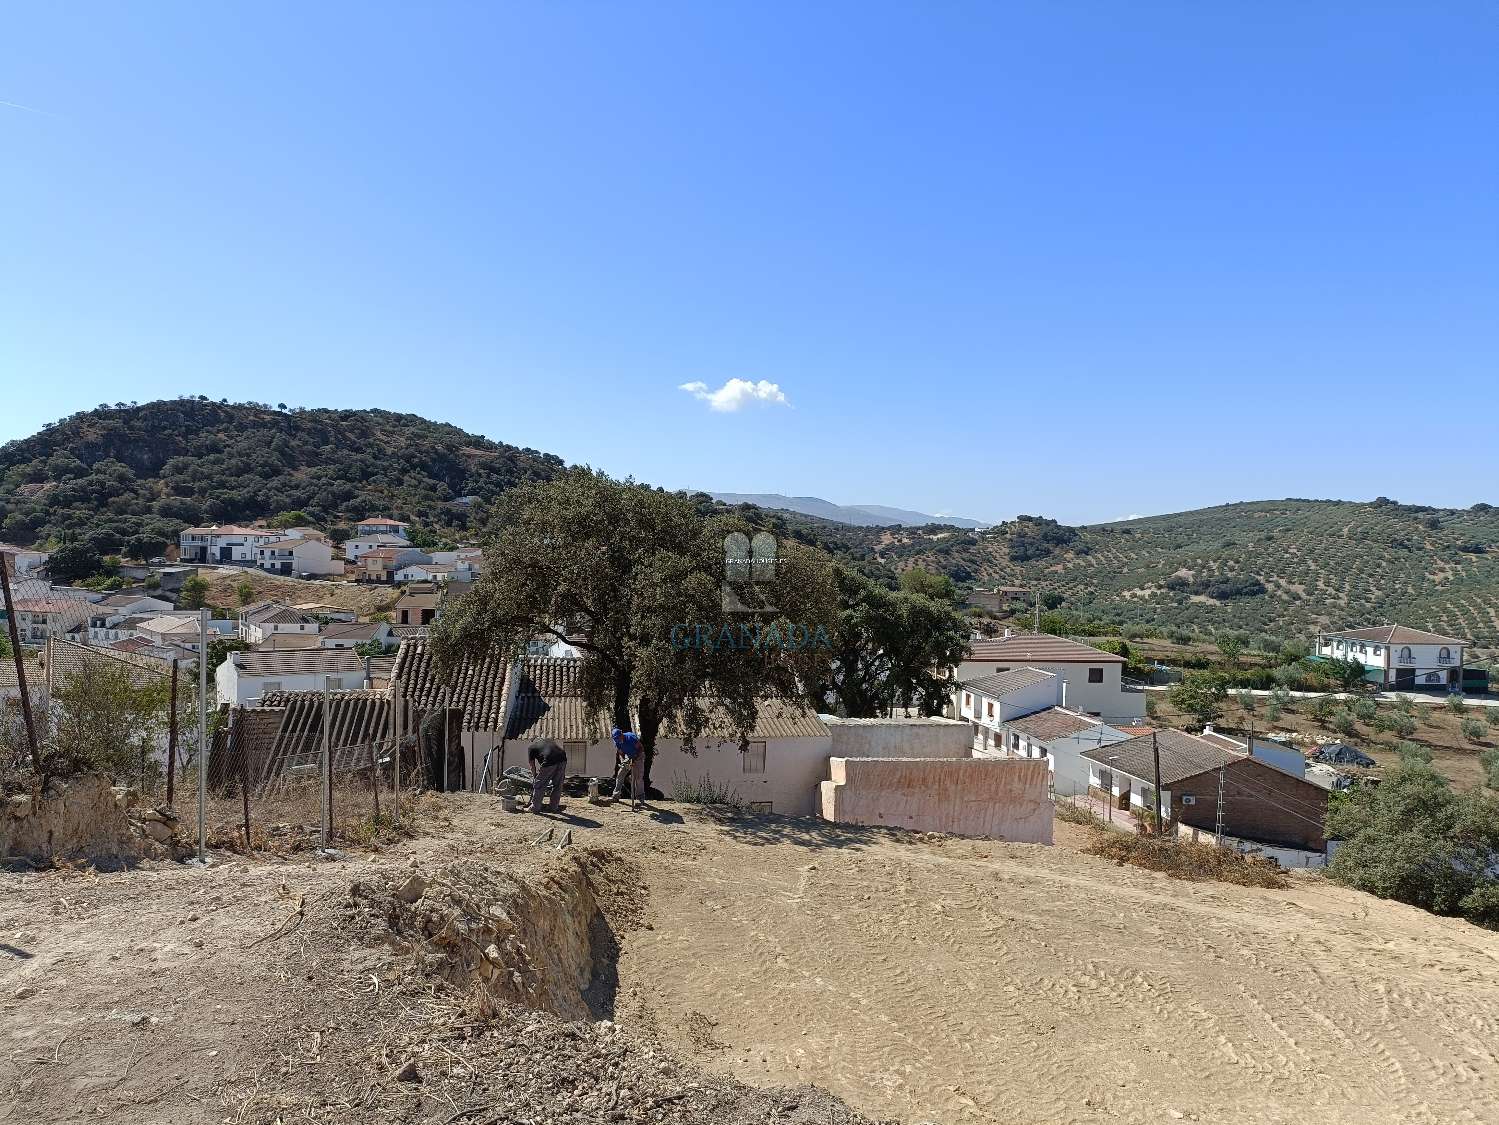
1151 730 1165 837
368 737 381 824
392 686 402 827
0 552 41 772
166 657 179 805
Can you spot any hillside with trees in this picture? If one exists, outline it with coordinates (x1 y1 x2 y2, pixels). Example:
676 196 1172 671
0 399 565 554
872 500 1499 650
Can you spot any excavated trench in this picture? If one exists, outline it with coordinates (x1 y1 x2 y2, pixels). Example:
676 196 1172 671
353 845 640 1022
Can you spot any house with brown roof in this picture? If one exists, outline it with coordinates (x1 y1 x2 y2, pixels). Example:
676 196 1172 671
238 601 320 645
996 706 1135 796
1081 729 1331 852
1314 624 1471 692
355 517 409 539
9 596 91 645
955 631 1144 721
392 587 442 626
178 524 303 564
359 546 430 583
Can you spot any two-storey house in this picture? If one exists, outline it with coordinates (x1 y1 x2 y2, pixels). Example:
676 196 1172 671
1314 625 1470 691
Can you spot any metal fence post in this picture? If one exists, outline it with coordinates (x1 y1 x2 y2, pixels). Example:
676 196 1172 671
196 608 208 863
392 686 402 827
321 679 331 847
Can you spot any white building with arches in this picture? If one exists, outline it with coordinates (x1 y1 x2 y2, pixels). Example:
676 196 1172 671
1314 625 1469 691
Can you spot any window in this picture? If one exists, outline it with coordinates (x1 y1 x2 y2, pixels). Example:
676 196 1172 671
1087 667 1104 683
262 681 282 693
1400 646 1413 663
742 741 766 774
565 741 587 774
748 801 773 814
963 692 972 709
1009 732 1020 750
1439 647 1452 664
985 701 994 718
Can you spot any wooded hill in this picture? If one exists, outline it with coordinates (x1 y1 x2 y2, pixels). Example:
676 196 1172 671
6 402 1498 650
0 399 564 552
867 500 1499 649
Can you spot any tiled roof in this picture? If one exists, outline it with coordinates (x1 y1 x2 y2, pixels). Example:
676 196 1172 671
12 598 87 613
1325 624 1469 647
357 517 409 527
661 698 829 741
1002 707 1100 741
46 639 174 689
391 625 430 639
504 656 606 742
1080 729 1241 786
394 590 442 610
248 607 313 627
137 615 200 635
232 649 365 678
391 638 510 731
959 667 1055 698
965 634 1125 665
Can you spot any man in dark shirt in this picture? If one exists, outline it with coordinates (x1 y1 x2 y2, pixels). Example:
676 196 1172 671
527 738 567 814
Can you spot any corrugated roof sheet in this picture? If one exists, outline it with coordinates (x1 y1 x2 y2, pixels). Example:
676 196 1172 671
46 639 174 689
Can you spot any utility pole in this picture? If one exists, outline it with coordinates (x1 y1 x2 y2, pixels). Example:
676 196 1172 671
0 553 40 772
1151 729 1164 837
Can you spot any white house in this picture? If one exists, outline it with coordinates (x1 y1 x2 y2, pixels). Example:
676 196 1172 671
8 597 91 645
955 632 1144 720
291 602 359 623
956 668 1061 756
393 563 454 583
0 544 49 577
254 536 339 577
85 595 178 643
238 601 320 645
341 534 413 563
354 518 409 540
1314 625 1469 691
997 706 1135 796
178 525 305 564
216 647 368 705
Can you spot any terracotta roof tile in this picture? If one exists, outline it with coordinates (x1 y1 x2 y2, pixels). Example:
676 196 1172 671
965 634 1125 664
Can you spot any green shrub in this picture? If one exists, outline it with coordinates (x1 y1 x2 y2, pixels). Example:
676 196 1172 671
671 773 745 811
1265 701 1284 723
1235 689 1257 713
1332 711 1358 737
1326 765 1499 928
1482 749 1499 790
1447 694 1468 715
1388 712 1418 738
1353 699 1378 723
1312 695 1338 723
1394 741 1432 763
1462 718 1488 743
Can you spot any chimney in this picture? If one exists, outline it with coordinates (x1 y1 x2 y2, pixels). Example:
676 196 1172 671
1203 722 1215 735
1060 680 1067 708
1003 627 1012 639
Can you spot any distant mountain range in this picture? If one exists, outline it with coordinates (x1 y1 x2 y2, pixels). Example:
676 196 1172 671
707 493 988 529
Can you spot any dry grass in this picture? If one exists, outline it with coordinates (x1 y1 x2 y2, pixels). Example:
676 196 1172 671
163 775 423 853
1085 832 1289 888
198 568 397 616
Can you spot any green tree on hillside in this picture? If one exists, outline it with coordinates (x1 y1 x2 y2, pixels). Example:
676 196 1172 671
179 575 210 610
899 568 958 604
235 580 256 606
1168 672 1228 724
46 541 102 583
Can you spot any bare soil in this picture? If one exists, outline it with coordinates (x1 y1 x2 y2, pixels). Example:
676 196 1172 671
5 795 1499 1125
199 568 397 617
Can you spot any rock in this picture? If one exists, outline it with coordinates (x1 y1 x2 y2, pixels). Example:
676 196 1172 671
14 985 36 1000
140 820 174 843
393 874 428 904
393 1058 421 1083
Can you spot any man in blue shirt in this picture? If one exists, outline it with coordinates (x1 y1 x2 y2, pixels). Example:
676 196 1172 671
611 727 645 810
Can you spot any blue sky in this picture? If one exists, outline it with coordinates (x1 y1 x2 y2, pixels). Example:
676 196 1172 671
4 3 1496 525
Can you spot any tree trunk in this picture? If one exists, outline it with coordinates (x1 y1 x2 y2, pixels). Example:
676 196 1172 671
612 667 632 734
637 695 661 794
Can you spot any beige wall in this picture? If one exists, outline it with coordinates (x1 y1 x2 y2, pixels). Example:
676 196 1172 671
819 756 1053 843
824 717 971 760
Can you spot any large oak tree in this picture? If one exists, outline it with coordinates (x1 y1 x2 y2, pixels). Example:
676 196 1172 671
431 470 838 785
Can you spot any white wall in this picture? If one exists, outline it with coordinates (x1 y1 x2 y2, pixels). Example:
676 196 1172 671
823 717 971 760
956 658 1143 720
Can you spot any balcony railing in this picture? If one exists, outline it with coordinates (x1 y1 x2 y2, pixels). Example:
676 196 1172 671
1438 655 1454 665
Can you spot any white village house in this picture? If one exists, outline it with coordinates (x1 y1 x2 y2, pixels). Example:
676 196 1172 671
1314 625 1470 691
238 601 321 645
216 647 369 705
179 525 308 564
341 533 412 562
254 536 339 577
955 632 1145 721
957 668 1062 756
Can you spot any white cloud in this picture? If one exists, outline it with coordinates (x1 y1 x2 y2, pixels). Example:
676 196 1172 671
679 378 790 412
1110 513 1145 522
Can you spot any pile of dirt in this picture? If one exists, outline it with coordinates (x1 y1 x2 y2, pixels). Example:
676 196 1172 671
345 846 634 1021
249 842 887 1124
1085 830 1289 888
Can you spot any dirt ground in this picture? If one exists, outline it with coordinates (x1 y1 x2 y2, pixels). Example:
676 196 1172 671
4 796 1499 1125
198 568 397 617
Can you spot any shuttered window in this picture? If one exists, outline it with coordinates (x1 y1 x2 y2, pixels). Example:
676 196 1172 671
743 741 766 774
